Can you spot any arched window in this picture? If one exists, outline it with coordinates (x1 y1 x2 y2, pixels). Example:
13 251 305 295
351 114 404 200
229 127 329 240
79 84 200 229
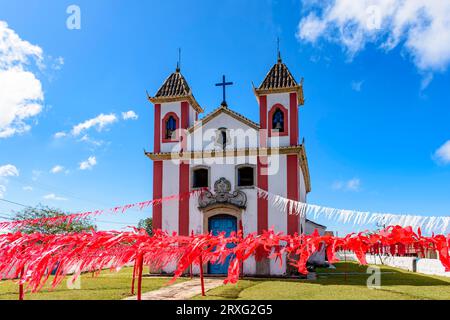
268 104 288 137
192 167 210 189
236 165 255 188
162 112 179 142
166 116 177 139
215 127 229 150
272 108 284 131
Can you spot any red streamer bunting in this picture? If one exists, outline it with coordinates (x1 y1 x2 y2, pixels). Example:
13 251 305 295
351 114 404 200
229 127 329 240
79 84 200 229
0 189 204 230
0 225 449 296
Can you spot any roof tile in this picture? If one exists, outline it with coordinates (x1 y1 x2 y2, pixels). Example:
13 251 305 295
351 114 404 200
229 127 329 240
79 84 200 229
258 60 298 90
154 70 191 98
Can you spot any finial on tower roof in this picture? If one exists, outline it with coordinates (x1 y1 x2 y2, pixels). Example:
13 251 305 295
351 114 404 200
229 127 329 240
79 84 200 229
277 37 282 63
176 48 181 72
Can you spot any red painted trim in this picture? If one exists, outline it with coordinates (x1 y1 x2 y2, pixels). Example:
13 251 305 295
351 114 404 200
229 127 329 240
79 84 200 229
268 104 289 137
180 101 189 152
161 112 180 143
179 101 190 235
152 161 163 230
289 93 298 145
179 162 190 236
257 156 268 234
154 104 161 153
259 95 267 148
287 155 299 235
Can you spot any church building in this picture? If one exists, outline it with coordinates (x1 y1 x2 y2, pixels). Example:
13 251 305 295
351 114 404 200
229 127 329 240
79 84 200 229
145 54 316 276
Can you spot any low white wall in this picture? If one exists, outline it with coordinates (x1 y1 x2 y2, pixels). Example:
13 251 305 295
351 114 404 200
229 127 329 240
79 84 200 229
333 252 450 278
416 258 450 277
365 255 416 272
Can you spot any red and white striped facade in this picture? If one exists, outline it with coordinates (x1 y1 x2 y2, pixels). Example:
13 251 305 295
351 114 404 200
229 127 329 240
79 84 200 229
147 59 311 275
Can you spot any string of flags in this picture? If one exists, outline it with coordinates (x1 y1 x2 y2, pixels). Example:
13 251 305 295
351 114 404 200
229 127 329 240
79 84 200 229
0 189 204 230
256 187 450 234
2 187 449 234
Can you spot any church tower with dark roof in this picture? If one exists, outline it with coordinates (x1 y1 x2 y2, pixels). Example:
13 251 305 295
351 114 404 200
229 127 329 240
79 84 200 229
254 55 304 148
148 67 203 154
147 66 203 235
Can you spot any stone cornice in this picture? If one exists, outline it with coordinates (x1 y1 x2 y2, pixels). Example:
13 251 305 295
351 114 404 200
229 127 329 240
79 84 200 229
145 145 311 193
253 85 305 106
148 94 204 113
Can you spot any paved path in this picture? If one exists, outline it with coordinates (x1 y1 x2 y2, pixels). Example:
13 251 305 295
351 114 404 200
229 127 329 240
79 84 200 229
124 278 224 300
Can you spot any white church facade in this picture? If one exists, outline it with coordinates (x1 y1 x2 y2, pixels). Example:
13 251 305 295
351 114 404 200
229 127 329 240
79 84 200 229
146 55 319 276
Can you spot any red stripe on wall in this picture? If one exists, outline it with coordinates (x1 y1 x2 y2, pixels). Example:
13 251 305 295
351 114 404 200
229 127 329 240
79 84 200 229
152 161 163 230
257 156 268 234
289 93 298 146
180 101 189 151
287 154 299 235
179 101 190 236
259 95 267 148
154 104 161 153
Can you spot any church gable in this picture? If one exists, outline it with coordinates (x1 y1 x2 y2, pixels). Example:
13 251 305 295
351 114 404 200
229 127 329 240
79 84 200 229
188 105 259 134
187 106 260 151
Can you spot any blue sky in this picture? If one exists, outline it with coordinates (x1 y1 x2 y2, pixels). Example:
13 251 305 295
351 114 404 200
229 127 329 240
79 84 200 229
0 0 449 234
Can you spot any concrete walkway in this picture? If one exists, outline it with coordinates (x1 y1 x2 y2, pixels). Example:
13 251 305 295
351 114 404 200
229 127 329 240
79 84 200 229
124 278 224 300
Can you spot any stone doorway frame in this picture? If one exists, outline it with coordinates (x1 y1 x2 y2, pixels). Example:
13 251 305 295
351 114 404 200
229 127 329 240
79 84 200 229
202 204 243 234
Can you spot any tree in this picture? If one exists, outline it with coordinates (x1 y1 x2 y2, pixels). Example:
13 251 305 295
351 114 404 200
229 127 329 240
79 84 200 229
138 217 153 236
13 204 96 234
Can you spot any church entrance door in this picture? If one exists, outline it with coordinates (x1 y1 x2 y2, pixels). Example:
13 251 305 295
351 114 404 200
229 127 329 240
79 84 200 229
208 214 237 274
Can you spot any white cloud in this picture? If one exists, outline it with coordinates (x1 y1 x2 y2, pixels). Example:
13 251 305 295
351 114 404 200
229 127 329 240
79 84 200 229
0 164 19 177
79 156 97 170
0 21 45 138
297 1 450 75
351 80 364 92
43 193 68 201
72 113 118 136
22 186 33 191
332 178 361 191
54 131 67 139
31 170 42 181
0 164 19 199
434 140 450 165
78 134 104 147
0 185 6 199
50 165 64 174
52 56 64 70
122 110 139 121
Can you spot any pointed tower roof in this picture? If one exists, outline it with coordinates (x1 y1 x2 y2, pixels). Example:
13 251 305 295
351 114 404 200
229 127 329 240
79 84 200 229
254 58 305 106
148 69 203 113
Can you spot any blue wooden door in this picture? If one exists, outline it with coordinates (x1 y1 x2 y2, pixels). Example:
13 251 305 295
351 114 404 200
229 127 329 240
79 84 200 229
208 215 237 274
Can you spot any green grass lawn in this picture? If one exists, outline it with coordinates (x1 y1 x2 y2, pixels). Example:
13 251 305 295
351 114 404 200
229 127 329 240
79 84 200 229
0 267 183 300
193 262 450 300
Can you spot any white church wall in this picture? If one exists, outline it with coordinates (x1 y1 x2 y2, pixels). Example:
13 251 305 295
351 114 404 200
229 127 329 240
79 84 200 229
161 160 180 274
240 156 258 274
189 104 196 127
190 113 259 152
162 160 179 234
268 154 287 275
298 162 307 234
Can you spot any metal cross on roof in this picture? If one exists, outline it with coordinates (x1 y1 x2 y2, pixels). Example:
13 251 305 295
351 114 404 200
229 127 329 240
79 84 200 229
215 75 233 106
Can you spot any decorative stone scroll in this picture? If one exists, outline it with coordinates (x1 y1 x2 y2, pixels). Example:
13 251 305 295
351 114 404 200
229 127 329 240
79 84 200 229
198 177 247 209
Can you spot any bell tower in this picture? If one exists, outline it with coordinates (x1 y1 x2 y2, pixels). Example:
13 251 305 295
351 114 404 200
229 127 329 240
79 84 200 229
254 55 304 148
147 65 203 234
254 53 306 240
